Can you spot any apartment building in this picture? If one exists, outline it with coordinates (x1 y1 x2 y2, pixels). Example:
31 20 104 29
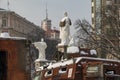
91 0 120 59
0 8 44 42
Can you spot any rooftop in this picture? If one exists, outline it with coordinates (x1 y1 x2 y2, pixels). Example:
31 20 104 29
0 8 12 12
0 8 5 11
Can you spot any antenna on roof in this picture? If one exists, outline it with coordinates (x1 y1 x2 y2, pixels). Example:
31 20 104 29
7 0 10 10
45 2 48 19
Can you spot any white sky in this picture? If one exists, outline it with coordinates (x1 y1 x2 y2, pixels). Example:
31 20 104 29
0 0 91 31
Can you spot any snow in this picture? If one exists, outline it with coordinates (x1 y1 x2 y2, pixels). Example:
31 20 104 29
45 57 120 69
90 49 97 55
58 43 66 46
10 37 26 40
0 32 10 38
67 46 79 53
80 51 88 55
36 66 44 71
0 32 26 40
75 57 120 63
35 58 48 62
47 59 74 69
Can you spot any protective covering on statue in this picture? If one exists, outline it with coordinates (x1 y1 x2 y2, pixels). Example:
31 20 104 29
59 12 72 46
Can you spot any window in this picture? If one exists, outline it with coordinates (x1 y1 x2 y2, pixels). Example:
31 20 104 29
106 70 115 75
2 19 7 27
44 69 53 77
2 14 7 27
92 18 94 24
59 67 67 74
87 66 99 73
86 65 100 77
92 7 94 13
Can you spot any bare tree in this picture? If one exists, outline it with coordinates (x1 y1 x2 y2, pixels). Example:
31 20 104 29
73 3 120 59
73 19 94 48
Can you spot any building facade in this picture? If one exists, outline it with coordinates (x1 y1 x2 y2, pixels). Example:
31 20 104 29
41 18 51 32
0 8 44 42
41 9 59 40
41 18 59 39
92 0 120 33
91 0 120 59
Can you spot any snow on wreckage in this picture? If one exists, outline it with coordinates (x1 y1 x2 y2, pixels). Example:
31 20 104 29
39 57 120 80
0 32 26 40
34 45 120 80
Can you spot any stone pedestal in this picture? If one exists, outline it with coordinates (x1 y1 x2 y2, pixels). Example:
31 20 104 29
57 45 67 53
34 59 48 71
57 45 68 59
33 41 47 60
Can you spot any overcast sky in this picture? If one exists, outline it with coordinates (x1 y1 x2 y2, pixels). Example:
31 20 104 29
0 0 91 30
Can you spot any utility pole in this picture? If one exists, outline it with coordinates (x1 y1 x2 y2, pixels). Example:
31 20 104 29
45 2 48 19
7 0 10 10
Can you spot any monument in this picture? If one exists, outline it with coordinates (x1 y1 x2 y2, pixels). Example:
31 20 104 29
33 38 47 60
57 12 80 60
57 12 72 59
59 12 72 46
33 38 48 71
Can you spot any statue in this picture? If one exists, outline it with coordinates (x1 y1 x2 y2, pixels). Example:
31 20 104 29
33 38 47 80
33 38 47 60
59 12 72 46
67 37 79 54
68 37 75 46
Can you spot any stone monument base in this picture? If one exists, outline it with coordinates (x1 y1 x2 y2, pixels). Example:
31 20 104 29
57 45 68 53
35 59 49 71
56 45 68 59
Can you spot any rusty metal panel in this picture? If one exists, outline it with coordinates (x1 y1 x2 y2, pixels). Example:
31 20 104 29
0 39 31 80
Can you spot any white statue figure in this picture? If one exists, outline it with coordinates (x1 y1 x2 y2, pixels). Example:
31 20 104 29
69 37 80 47
33 38 47 60
67 37 79 53
69 37 75 46
59 12 72 46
